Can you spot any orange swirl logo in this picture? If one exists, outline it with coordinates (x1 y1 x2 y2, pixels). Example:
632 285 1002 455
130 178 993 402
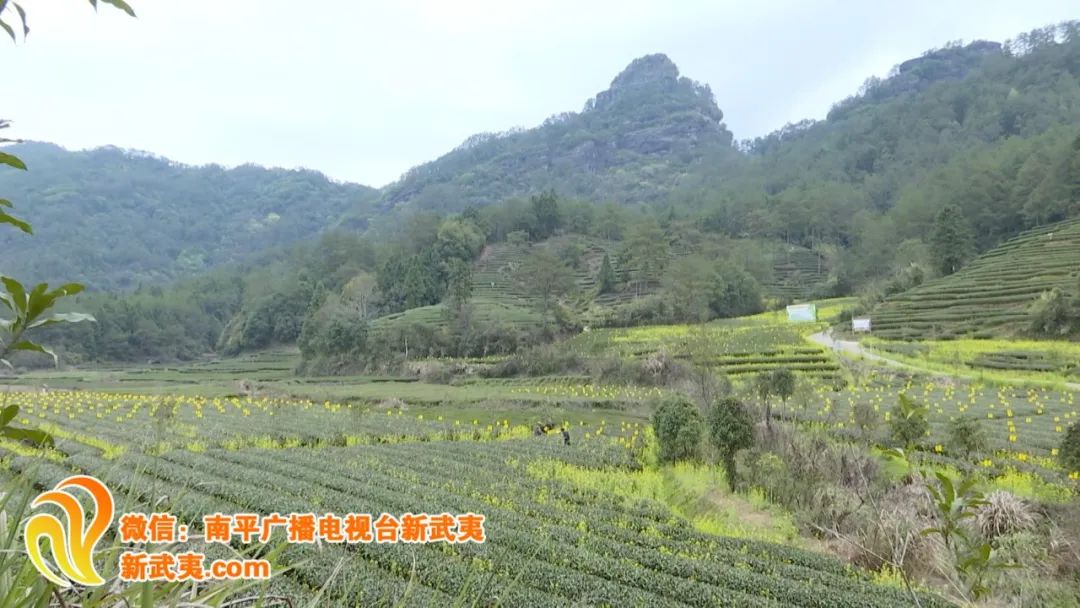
24 475 114 587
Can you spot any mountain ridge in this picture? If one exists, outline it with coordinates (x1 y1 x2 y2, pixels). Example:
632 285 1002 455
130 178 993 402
4 25 1079 294
368 51 735 218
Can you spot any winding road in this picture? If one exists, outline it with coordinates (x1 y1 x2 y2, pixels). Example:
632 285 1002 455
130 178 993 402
808 330 891 363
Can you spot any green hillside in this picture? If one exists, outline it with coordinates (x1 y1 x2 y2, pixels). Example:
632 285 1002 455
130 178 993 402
872 217 1080 339
477 235 821 313
0 142 378 289
367 234 828 343
464 236 649 323
367 236 647 340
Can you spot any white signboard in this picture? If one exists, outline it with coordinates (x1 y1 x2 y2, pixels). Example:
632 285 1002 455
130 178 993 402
852 318 872 332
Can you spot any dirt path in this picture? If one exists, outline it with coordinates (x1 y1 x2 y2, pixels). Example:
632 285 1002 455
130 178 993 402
809 330 1080 391
808 330 893 364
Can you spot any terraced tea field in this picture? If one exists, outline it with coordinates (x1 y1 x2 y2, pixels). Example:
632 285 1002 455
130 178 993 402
773 368 1080 484
864 338 1080 384
872 217 1080 340
367 297 545 337
568 316 845 382
367 237 649 337
366 235 836 336
5 349 659 414
0 390 944 607
5 391 549 455
0 350 309 395
471 237 664 326
761 244 829 302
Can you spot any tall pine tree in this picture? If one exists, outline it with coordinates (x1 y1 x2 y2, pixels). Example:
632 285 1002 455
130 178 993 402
930 205 974 275
596 253 616 295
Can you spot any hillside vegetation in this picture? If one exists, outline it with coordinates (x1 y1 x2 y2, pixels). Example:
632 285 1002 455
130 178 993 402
872 217 1080 340
367 234 823 342
0 142 377 289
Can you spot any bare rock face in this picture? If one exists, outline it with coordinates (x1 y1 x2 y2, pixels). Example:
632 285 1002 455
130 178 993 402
590 54 683 111
585 53 728 140
895 40 1002 78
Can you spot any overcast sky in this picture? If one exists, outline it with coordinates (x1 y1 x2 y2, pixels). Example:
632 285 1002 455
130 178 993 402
4 0 1076 187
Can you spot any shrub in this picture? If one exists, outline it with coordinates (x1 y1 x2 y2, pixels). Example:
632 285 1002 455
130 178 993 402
770 368 797 403
652 396 703 464
362 322 449 365
681 366 732 411
742 426 878 513
707 398 755 490
378 397 407 411
1060 422 1080 473
808 484 863 535
591 354 689 388
889 394 929 450
861 482 945 578
481 345 580 378
447 312 526 357
853 402 879 442
591 358 640 385
601 295 671 327
1028 288 1078 337
947 416 986 460
505 230 529 246
883 263 926 296
740 450 790 503
556 240 585 269
976 491 1035 540
1045 502 1080 579
416 362 453 384
755 368 796 430
639 351 689 386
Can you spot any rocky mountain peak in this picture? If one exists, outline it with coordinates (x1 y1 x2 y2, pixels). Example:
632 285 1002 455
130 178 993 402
586 53 723 125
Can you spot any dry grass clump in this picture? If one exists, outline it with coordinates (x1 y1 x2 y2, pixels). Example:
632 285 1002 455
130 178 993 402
976 490 1035 540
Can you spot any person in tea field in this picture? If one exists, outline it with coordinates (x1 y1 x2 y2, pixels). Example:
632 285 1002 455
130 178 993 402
561 427 571 446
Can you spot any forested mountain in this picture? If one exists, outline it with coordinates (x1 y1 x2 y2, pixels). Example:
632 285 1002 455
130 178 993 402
363 53 738 219
0 142 378 289
671 26 1080 281
8 26 1080 292
359 27 1080 280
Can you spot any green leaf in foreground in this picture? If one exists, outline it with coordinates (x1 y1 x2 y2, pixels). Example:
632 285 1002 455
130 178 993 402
0 152 26 170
